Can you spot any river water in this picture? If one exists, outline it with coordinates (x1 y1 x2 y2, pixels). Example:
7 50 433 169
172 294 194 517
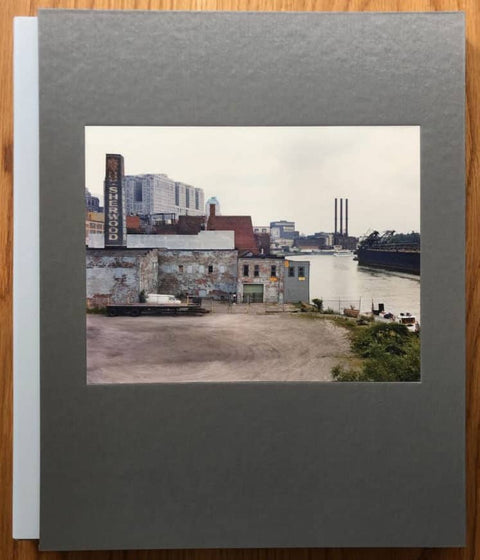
289 254 420 321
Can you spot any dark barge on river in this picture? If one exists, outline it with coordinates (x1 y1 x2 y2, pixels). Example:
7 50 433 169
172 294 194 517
355 231 420 275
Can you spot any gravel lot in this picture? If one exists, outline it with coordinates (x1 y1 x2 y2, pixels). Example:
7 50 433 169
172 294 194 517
87 313 351 384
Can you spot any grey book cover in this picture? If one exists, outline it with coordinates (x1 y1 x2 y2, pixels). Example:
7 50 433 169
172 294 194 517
39 10 465 550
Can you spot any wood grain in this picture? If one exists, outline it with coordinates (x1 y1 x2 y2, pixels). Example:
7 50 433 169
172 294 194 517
0 0 476 558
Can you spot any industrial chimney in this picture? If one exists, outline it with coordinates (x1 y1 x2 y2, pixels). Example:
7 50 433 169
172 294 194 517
340 198 343 237
345 198 349 238
334 198 338 238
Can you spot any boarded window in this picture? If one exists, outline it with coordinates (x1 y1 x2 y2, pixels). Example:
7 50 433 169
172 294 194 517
187 265 193 273
219 265 225 273
178 265 184 273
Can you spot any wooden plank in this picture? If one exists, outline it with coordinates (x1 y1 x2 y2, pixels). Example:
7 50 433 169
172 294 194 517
1 1 475 558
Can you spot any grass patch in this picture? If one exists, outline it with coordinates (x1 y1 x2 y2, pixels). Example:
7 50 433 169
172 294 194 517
331 322 420 382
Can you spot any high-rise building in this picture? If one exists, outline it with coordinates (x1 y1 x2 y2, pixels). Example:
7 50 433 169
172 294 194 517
124 174 205 218
85 188 101 212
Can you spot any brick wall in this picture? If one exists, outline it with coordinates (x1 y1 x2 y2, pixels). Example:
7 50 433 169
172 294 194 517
157 250 238 300
237 257 285 304
86 249 159 308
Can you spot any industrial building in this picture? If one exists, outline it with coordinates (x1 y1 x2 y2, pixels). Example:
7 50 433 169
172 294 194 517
284 259 310 303
269 220 298 239
157 250 238 300
86 154 311 308
206 204 258 255
269 220 299 253
85 211 105 246
86 249 160 308
237 256 286 303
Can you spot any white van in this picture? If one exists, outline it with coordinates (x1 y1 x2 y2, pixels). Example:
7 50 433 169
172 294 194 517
146 294 182 305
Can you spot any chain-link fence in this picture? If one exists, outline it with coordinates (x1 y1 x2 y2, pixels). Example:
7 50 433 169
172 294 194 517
317 298 363 315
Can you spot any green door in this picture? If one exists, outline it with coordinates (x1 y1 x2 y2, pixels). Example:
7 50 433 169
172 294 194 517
243 284 264 303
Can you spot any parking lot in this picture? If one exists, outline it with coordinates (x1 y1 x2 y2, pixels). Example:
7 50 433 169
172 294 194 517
87 312 352 384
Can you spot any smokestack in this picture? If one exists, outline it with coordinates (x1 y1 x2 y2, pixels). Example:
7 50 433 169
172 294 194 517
340 198 343 236
345 198 349 237
334 198 338 236
209 203 216 218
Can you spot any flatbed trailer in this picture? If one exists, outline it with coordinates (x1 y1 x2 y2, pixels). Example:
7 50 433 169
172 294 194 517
106 303 210 317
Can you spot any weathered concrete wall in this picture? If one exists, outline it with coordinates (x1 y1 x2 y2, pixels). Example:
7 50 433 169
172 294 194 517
87 231 235 250
237 257 285 304
284 259 310 303
138 250 159 295
157 250 238 300
86 249 158 308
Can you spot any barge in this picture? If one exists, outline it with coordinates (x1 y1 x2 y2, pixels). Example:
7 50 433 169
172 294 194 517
355 231 420 275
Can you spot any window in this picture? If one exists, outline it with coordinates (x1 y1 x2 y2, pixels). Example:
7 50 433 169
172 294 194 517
134 181 143 202
254 265 259 277
175 184 180 206
187 265 193 273
178 264 184 273
298 266 305 277
195 190 199 210
289 266 295 277
271 265 277 277
243 264 249 277
208 265 213 273
185 188 190 208
219 265 225 273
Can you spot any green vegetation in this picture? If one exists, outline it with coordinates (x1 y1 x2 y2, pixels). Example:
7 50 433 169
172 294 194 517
86 307 106 314
312 298 323 312
332 322 420 382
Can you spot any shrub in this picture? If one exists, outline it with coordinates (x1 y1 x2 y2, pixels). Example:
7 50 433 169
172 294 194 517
322 307 336 315
312 298 323 312
332 322 420 382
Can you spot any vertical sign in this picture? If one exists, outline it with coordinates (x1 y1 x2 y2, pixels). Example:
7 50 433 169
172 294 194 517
104 153 127 248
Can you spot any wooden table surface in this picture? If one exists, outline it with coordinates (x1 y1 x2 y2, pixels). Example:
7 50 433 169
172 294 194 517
1 1 478 558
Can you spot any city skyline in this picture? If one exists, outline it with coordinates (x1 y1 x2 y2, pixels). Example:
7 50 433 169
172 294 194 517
85 126 420 237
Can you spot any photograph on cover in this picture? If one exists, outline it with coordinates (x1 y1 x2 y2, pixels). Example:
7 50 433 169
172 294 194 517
85 126 420 384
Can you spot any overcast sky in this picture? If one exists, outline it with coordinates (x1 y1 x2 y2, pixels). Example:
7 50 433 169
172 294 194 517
85 126 420 237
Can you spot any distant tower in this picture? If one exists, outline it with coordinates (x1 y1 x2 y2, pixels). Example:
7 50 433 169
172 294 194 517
205 196 221 216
